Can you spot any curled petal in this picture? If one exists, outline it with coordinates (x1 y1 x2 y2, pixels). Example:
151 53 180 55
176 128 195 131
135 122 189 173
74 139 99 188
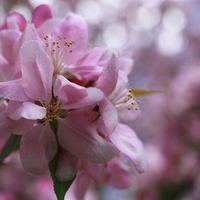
0 12 26 31
96 54 119 97
54 75 103 109
32 4 53 28
109 123 147 173
98 98 118 136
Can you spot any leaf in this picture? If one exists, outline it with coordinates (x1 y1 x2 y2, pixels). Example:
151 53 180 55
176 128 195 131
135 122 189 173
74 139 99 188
132 88 164 96
49 146 75 200
0 134 21 162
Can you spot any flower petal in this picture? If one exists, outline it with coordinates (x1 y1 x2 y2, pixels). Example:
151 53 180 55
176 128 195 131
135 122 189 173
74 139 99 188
0 12 26 31
0 79 29 101
56 12 88 63
54 75 103 109
82 162 109 185
6 101 46 120
57 112 119 163
32 4 53 28
17 22 38 45
0 116 34 141
98 98 118 136
20 123 57 175
56 149 78 182
0 29 21 64
20 40 53 101
109 123 147 173
65 172 91 200
76 47 105 66
96 54 119 97
106 158 132 189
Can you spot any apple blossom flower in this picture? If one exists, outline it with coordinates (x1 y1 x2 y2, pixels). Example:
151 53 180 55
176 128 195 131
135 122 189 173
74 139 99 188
0 40 118 175
0 4 149 200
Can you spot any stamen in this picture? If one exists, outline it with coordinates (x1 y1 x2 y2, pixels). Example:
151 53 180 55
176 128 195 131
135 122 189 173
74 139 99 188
35 93 63 124
43 34 76 74
114 87 140 111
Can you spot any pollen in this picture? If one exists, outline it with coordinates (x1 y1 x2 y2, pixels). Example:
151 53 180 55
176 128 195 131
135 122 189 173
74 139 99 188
35 94 63 125
114 87 140 111
43 33 75 74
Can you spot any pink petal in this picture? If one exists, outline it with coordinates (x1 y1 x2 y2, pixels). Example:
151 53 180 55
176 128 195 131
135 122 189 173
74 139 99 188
96 54 119 97
17 22 38 46
97 98 118 136
82 162 109 184
0 79 29 101
56 12 88 62
20 123 57 175
0 12 26 31
0 116 34 141
74 172 92 200
54 75 103 109
65 172 91 200
57 112 119 163
108 70 128 100
0 30 21 64
76 47 105 66
32 4 53 28
106 158 132 189
6 101 46 120
20 40 53 101
56 149 78 182
109 123 147 173
0 54 11 81
118 108 141 124
36 18 61 37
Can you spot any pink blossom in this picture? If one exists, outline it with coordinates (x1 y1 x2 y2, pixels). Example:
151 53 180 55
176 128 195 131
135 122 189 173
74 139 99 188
82 155 133 189
0 12 26 31
0 4 148 199
0 40 117 176
109 123 147 173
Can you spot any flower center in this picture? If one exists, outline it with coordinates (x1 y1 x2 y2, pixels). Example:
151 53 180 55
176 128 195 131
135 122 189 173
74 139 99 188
43 34 75 75
35 94 63 125
112 88 140 111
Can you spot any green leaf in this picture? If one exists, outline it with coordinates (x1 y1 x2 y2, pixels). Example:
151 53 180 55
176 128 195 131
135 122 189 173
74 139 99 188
49 146 75 200
0 134 21 162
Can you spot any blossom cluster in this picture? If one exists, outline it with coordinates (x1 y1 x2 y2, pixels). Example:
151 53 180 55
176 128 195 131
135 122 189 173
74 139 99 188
0 4 147 195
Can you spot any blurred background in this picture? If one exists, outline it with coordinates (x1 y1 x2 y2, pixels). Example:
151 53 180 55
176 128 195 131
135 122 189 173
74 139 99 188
0 0 200 199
